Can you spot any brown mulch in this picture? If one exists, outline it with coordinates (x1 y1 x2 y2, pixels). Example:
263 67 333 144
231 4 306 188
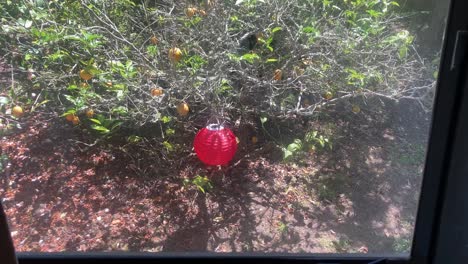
0 100 430 253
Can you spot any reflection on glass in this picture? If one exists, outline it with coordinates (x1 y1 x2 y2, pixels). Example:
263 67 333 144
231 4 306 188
0 0 449 253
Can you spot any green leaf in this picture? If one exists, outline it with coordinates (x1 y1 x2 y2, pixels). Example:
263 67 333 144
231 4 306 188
271 27 282 33
127 135 142 143
260 117 268 124
61 109 76 116
91 124 110 133
89 118 102 125
266 58 278 63
163 141 174 151
287 139 302 152
282 148 293 160
165 128 175 136
398 46 408 59
161 116 172 123
240 53 260 63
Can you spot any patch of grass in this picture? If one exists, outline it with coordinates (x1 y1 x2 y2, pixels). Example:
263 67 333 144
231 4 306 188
183 175 213 194
277 221 288 234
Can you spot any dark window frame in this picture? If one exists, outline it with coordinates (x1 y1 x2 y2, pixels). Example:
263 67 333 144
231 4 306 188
2 0 468 263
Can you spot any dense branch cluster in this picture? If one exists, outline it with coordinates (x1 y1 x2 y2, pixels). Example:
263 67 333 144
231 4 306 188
1 0 436 139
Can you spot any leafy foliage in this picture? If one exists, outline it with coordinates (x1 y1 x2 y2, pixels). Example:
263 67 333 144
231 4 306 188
0 0 435 166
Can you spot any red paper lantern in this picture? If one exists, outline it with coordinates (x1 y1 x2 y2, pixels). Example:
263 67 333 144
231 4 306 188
193 124 238 166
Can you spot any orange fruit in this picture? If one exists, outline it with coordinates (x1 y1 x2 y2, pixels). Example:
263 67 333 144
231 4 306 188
151 88 164 96
176 102 190 116
168 47 182 63
12 106 24 118
150 36 158 45
72 116 80 125
186 7 197 18
251 136 258 144
65 114 75 122
273 69 283 81
86 109 94 118
79 70 93 81
324 91 333 100
80 82 89 89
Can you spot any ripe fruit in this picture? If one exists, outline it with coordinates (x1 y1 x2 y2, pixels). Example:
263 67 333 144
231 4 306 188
72 116 80 125
186 7 197 18
12 106 24 118
86 109 94 118
105 82 113 87
65 114 75 122
151 88 164 97
79 70 93 81
150 36 158 45
324 91 333 100
251 136 258 144
168 47 182 63
176 102 190 116
80 82 89 89
352 105 361 113
273 69 283 81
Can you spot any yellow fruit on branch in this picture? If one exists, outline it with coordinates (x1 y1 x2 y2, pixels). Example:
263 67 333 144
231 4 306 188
150 36 158 45
79 69 93 81
105 82 113 87
176 102 190 116
86 109 94 118
186 7 197 18
273 69 283 81
352 105 361 113
80 82 89 89
324 91 333 100
151 88 164 97
72 116 80 125
12 106 24 118
168 47 182 63
251 136 258 144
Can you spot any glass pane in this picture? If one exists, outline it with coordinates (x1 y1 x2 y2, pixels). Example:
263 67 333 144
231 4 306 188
0 0 450 254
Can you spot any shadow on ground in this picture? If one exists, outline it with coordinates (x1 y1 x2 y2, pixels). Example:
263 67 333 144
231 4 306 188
0 98 430 253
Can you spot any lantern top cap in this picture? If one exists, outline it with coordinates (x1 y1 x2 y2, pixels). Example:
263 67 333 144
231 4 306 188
206 123 225 131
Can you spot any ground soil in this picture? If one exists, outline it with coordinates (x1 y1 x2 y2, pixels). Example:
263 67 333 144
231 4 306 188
0 95 431 253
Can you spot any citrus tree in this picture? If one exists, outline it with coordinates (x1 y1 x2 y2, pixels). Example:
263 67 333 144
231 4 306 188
0 0 436 168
